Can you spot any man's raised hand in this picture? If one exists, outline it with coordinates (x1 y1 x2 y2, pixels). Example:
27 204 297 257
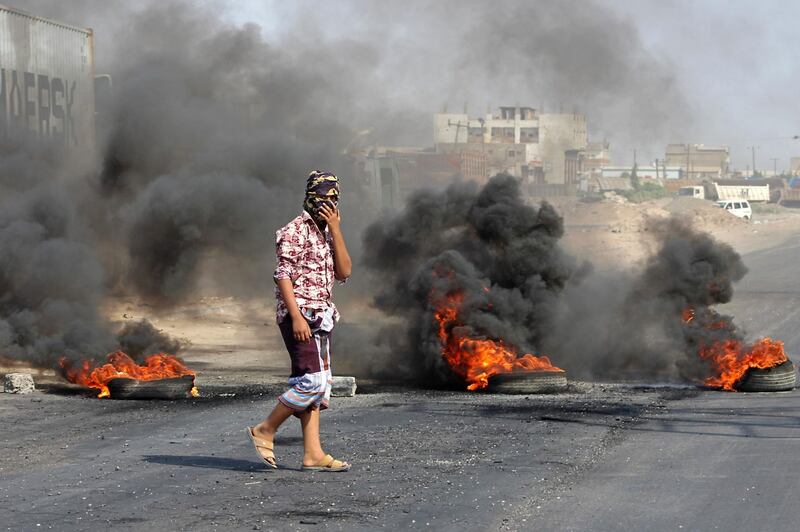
318 202 341 230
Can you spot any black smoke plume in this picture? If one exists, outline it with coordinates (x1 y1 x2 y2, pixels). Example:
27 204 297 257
11 0 388 307
359 174 578 386
356 180 755 387
115 319 185 360
0 185 112 366
542 217 749 381
1 0 382 367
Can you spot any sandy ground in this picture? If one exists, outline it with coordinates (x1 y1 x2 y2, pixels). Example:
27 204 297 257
555 196 800 270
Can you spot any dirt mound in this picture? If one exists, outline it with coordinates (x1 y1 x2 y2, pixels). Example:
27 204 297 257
662 197 748 229
555 196 755 268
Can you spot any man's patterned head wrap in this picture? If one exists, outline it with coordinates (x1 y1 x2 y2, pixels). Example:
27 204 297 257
304 171 340 221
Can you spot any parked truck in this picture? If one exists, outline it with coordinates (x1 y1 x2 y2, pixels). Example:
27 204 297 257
711 180 769 203
0 4 96 157
677 185 706 199
678 180 770 203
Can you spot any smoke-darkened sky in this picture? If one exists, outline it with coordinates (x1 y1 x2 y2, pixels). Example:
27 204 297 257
235 0 800 171
17 0 800 169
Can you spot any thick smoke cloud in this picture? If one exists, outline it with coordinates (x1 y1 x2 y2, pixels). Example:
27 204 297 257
0 185 112 365
11 0 388 305
123 173 275 301
356 177 751 386
542 217 748 381
303 0 690 154
1 0 385 368
116 319 185 360
1 0 692 372
451 0 689 152
0 182 191 367
92 1 377 301
357 174 577 386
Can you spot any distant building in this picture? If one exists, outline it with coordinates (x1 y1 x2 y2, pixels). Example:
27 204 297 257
434 106 587 186
664 144 729 179
600 166 681 180
582 141 611 172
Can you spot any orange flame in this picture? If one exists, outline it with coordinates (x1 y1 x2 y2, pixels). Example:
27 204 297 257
697 338 787 391
60 351 197 398
434 292 562 390
682 307 788 391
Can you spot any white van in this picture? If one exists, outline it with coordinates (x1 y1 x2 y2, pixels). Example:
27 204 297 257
715 199 752 220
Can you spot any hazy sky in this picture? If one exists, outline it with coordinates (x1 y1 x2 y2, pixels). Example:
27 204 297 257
599 0 800 171
18 0 799 171
224 0 799 171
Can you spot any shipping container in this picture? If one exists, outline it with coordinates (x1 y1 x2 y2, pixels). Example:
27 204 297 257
0 4 95 155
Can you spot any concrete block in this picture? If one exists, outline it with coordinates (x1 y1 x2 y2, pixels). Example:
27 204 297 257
331 376 356 397
4 373 35 394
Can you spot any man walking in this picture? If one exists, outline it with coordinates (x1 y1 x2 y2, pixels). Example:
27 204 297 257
247 171 352 472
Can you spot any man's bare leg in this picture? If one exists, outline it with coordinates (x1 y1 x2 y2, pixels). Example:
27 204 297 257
252 402 294 466
299 407 327 466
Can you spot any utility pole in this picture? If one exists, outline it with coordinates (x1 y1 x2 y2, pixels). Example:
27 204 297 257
772 157 779 176
447 119 468 146
747 145 758 176
685 144 691 180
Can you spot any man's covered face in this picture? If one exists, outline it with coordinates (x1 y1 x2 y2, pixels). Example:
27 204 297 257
304 171 340 223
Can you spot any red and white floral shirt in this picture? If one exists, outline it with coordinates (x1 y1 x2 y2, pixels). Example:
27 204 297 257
273 211 343 323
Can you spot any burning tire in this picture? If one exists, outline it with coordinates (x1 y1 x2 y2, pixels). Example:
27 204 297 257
107 375 196 399
735 360 796 392
487 370 568 394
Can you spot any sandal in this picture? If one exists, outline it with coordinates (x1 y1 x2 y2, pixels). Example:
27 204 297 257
245 427 277 469
302 454 351 472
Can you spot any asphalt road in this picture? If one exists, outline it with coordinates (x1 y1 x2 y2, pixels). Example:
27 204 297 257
531 231 800 531
532 388 800 531
721 232 800 354
0 383 672 531
2 234 800 531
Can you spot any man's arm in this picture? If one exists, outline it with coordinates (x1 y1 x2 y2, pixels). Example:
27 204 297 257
319 203 352 280
276 278 312 342
274 223 312 342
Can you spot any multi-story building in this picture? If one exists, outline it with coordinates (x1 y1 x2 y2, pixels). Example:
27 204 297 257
664 144 730 179
434 106 588 185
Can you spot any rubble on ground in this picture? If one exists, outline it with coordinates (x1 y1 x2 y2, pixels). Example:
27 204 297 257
4 373 35 394
331 376 357 396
